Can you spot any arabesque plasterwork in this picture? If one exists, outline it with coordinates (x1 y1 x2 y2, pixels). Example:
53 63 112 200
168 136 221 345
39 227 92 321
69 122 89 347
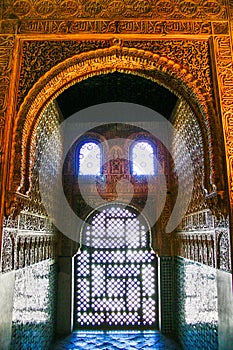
0 0 229 36
0 35 15 171
213 36 233 205
2 0 227 21
0 34 15 253
13 42 216 196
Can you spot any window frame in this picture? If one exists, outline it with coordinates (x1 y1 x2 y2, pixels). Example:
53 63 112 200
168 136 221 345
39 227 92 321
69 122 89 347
76 139 102 177
130 139 157 176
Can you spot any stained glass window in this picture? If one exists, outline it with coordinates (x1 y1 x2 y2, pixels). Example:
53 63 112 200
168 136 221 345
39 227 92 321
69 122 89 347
74 204 157 329
131 141 156 175
78 141 101 175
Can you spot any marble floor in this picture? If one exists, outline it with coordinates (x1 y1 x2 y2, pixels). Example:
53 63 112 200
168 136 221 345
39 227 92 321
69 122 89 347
51 330 181 350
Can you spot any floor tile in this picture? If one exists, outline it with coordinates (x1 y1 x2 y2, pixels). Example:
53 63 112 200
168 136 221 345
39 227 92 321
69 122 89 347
51 331 181 350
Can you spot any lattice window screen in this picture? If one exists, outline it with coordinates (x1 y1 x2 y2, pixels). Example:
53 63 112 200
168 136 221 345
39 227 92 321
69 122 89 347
74 205 157 329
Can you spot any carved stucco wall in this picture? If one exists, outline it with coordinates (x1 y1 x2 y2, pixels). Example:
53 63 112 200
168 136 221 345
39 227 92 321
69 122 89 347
0 1 232 231
0 35 14 171
0 2 232 350
1 39 231 271
1 101 62 274
172 100 231 272
0 1 232 347
0 0 229 35
172 100 206 215
0 35 16 259
13 39 213 184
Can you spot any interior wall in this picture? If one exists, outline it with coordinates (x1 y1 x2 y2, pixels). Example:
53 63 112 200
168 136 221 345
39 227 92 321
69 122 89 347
11 261 57 350
0 35 230 350
172 99 230 271
0 101 62 349
174 257 218 350
0 271 15 350
172 100 206 214
0 2 233 349
171 100 231 349
217 269 233 350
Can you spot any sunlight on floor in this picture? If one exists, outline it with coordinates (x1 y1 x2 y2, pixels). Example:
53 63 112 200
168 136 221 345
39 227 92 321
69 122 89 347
51 330 181 349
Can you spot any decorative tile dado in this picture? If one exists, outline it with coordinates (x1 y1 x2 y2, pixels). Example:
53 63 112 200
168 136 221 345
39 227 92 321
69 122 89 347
11 261 57 350
174 257 218 349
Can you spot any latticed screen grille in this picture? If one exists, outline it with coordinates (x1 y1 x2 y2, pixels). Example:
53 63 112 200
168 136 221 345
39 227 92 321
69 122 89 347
74 205 157 329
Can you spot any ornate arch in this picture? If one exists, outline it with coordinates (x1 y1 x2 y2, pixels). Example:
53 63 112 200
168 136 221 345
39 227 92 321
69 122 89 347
9 43 220 207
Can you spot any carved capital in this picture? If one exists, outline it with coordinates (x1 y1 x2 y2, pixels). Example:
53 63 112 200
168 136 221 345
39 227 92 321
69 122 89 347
4 191 29 218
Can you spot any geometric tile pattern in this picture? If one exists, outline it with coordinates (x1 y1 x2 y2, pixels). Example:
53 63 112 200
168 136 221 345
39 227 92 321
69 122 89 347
174 257 218 350
11 261 57 350
160 257 174 334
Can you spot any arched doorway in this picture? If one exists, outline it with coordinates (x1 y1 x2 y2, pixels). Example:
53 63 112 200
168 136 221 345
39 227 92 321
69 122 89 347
5 43 231 350
74 203 158 330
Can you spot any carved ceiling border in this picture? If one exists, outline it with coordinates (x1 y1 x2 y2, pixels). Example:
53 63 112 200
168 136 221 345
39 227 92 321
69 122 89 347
0 20 229 36
2 0 228 21
9 43 218 201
